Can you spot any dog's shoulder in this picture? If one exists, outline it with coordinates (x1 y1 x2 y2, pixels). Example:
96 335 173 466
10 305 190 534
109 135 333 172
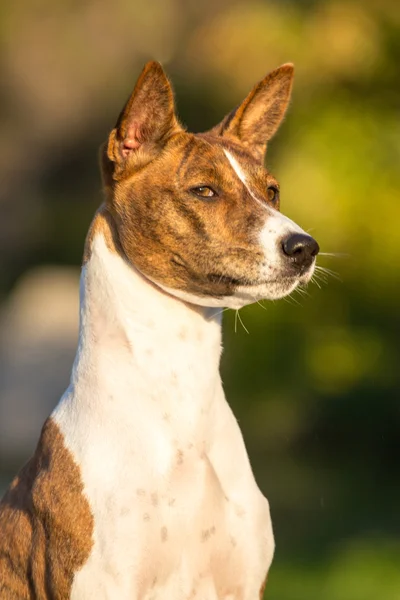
0 418 94 598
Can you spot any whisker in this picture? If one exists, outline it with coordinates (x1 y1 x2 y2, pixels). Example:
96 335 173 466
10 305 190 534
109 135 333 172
256 300 267 311
283 293 302 306
310 275 322 289
320 268 341 279
237 310 250 334
294 286 310 298
289 292 303 306
315 265 339 275
314 269 329 281
313 272 329 285
210 307 230 321
318 252 348 258
315 265 342 282
314 268 331 279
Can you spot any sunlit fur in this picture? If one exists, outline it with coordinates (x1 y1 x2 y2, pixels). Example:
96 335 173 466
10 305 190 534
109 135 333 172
0 61 318 600
97 61 316 309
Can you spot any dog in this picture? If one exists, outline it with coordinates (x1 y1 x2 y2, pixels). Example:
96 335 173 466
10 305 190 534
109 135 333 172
0 61 318 599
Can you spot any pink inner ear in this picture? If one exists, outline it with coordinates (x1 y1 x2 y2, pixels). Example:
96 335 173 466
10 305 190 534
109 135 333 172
121 122 145 157
121 138 141 157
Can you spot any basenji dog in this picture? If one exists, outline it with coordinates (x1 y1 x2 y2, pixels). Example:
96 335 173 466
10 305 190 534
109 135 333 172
0 61 319 599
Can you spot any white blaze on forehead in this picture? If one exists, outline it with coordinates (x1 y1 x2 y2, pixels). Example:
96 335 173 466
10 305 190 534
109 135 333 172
223 150 267 209
223 149 307 272
223 148 305 232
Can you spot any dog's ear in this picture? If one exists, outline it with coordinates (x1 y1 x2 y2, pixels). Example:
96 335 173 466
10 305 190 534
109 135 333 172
209 64 294 162
106 61 182 176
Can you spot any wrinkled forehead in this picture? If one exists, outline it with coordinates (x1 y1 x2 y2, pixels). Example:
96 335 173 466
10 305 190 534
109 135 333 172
170 133 267 186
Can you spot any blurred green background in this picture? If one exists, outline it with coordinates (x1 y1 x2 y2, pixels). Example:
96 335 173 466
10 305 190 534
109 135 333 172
1 0 400 598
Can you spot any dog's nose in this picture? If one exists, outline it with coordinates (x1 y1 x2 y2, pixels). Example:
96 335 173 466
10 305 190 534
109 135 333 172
282 233 319 269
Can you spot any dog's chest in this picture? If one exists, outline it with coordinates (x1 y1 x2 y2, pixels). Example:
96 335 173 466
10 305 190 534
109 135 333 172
55 377 273 600
52 241 274 599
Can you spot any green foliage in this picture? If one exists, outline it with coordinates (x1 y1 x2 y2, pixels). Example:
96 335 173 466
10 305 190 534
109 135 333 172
268 540 400 600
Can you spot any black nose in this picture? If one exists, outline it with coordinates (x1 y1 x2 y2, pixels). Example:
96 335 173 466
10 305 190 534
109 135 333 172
282 233 319 269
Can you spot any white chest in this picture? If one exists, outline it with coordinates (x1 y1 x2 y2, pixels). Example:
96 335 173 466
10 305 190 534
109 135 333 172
53 236 274 600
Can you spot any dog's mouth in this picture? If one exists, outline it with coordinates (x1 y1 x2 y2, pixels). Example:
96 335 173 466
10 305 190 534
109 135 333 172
174 246 317 292
168 253 316 307
206 273 254 287
206 264 315 289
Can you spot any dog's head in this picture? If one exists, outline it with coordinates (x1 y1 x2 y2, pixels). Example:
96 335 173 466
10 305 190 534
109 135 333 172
101 61 318 308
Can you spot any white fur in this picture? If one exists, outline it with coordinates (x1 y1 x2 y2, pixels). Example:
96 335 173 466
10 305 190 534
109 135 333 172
154 151 314 310
223 151 265 209
155 282 245 310
222 150 314 303
52 234 274 600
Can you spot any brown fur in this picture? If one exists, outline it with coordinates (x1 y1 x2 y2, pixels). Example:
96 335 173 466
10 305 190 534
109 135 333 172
83 203 122 264
259 576 267 599
0 419 94 599
0 61 295 597
209 64 294 162
98 61 294 301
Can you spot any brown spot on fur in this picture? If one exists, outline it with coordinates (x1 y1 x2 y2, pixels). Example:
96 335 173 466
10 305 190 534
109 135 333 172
143 513 150 522
0 418 94 599
187 585 198 599
201 527 216 542
176 449 184 465
178 327 188 340
235 504 246 518
201 529 211 542
161 526 168 542
83 203 124 264
151 492 159 506
259 575 268 599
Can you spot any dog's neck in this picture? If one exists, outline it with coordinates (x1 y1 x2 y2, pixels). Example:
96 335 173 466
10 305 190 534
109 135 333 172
69 218 223 424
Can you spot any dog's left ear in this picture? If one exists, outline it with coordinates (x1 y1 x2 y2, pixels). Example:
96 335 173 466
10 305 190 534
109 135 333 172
209 64 294 162
106 61 182 176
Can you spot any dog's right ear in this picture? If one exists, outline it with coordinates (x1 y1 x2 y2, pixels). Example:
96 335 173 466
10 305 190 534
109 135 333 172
106 61 182 177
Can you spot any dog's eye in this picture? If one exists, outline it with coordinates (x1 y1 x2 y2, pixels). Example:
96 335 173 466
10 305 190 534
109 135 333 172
267 186 279 203
190 186 217 198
